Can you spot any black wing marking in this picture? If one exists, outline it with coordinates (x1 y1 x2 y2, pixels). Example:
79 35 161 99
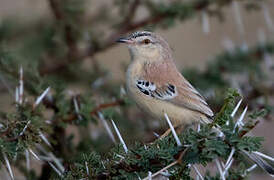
136 80 177 100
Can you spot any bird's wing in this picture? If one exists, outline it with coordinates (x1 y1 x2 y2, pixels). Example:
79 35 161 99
137 62 214 117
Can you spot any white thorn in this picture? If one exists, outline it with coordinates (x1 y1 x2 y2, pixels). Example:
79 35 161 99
3 166 11 180
19 66 24 105
48 152 65 173
148 171 152 180
98 112 116 143
144 144 147 150
243 164 257 177
111 119 128 153
33 87 50 109
254 151 274 162
15 87 19 103
197 123 201 132
137 173 141 180
231 99 242 118
39 131 52 147
246 164 257 173
85 161 89 175
201 10 210 34
36 145 64 172
222 37 235 53
48 162 63 177
101 161 105 169
263 53 273 67
193 165 204 180
232 1 244 35
38 155 53 161
258 28 266 45
19 120 31 136
25 149 30 171
233 106 248 132
3 152 14 180
225 147 235 167
164 113 182 147
92 77 104 88
115 154 125 159
215 159 225 180
160 170 171 177
73 96 83 121
153 132 160 138
28 148 40 161
120 86 126 96
240 42 248 52
223 158 234 176
221 161 225 169
262 3 274 32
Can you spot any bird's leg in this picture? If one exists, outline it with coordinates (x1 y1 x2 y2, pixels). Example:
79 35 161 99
160 128 171 139
160 124 185 139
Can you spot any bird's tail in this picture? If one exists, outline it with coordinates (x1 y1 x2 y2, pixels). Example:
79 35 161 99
242 150 274 176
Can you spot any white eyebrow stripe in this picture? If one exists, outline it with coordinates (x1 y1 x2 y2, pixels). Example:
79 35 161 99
130 31 152 38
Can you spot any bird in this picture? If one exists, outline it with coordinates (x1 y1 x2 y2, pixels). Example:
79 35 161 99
117 31 213 137
117 30 274 176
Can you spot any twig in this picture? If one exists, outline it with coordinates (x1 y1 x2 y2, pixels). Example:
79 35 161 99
90 99 125 116
142 161 178 180
122 0 140 26
142 147 188 180
61 99 124 123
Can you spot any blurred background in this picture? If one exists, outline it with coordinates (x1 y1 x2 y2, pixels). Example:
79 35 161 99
0 0 273 179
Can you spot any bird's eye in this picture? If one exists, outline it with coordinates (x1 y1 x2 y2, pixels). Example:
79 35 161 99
142 39 151 44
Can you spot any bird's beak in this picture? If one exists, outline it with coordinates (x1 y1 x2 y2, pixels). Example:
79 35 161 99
116 38 133 44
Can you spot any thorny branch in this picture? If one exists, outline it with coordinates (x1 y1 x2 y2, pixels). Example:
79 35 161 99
40 0 217 75
61 99 125 123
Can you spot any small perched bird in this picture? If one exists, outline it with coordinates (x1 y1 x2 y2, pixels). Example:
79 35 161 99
117 31 274 176
117 31 213 136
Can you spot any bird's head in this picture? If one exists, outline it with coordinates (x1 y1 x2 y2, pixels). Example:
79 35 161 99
117 31 172 60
